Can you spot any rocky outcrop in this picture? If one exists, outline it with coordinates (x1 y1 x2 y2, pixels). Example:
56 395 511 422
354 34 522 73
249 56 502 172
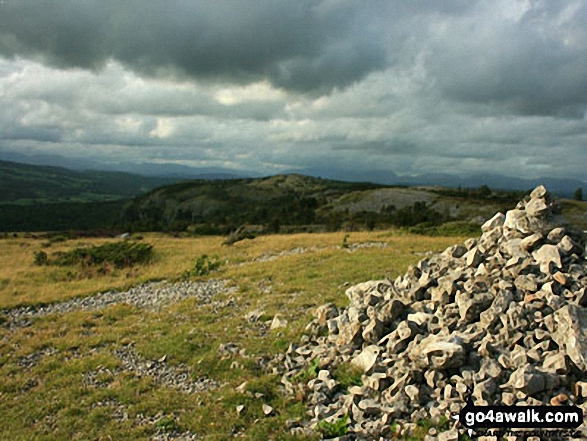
277 186 587 439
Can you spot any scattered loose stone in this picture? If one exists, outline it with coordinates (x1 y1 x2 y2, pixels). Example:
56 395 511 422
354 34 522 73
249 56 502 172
113 345 220 394
2 279 235 329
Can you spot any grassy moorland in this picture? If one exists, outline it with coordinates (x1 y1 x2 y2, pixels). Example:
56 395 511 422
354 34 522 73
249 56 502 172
0 230 472 440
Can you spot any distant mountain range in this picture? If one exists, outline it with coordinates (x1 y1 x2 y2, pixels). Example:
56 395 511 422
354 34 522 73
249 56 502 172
0 151 250 180
2 150 583 198
287 167 586 198
0 158 585 232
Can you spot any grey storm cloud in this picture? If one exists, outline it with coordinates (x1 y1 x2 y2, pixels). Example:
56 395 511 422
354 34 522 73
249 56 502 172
2 0 586 114
0 0 586 183
0 0 391 94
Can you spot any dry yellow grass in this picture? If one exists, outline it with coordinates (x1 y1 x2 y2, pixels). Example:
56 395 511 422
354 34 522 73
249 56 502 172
0 230 466 309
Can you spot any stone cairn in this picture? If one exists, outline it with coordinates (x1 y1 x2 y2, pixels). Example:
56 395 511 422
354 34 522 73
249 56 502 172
278 186 587 440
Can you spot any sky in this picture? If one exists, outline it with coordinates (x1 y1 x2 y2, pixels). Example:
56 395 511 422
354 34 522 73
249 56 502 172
0 0 586 183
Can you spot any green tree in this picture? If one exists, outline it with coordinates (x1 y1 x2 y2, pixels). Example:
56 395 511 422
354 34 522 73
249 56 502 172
478 185 492 198
575 187 583 201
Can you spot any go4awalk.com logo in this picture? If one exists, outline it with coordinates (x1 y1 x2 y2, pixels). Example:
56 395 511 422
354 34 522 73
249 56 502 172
453 395 584 439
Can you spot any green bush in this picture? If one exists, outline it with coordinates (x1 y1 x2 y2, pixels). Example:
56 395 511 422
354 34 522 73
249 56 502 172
293 358 320 383
156 417 181 433
340 234 350 249
316 415 349 438
183 254 221 278
49 241 153 268
33 251 48 266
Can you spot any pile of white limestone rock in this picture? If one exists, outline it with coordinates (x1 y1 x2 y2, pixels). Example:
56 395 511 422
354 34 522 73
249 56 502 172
278 186 587 440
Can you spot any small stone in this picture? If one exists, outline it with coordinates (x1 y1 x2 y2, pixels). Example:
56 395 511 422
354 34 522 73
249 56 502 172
244 309 265 323
507 364 547 395
358 398 381 415
552 305 587 371
405 384 419 402
350 345 380 373
262 404 273 416
558 235 579 255
550 393 568 406
502 392 516 406
542 352 567 375
336 321 362 346
530 185 548 199
525 198 549 217
482 213 505 232
407 312 432 327
464 247 484 268
574 381 587 398
315 303 339 324
524 293 540 303
553 272 568 286
547 227 566 243
514 274 538 292
236 405 245 415
363 372 390 391
270 315 288 330
438 428 459 441
362 318 385 344
520 233 543 252
236 381 248 393
532 244 562 274
408 335 465 370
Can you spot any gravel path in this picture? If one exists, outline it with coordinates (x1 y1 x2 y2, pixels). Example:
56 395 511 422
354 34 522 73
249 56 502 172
2 279 234 329
248 241 388 264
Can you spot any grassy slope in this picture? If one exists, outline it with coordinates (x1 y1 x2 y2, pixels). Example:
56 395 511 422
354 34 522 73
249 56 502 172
121 174 388 231
0 230 470 440
0 160 174 204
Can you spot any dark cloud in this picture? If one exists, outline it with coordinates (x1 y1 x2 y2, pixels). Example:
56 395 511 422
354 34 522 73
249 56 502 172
0 0 392 94
3 0 585 116
0 1 586 183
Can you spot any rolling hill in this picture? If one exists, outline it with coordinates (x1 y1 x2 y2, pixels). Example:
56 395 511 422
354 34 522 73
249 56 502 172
119 174 547 234
0 160 176 204
1 160 585 233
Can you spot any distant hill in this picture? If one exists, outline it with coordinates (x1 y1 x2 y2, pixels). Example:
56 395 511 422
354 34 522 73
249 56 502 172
0 160 182 231
1 162 585 233
123 174 582 234
0 160 177 204
120 174 388 233
290 167 586 199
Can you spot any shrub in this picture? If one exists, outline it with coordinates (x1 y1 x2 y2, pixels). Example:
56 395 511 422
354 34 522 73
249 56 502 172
156 417 181 433
293 358 320 383
340 234 350 249
316 415 349 438
49 241 153 268
183 254 221 278
33 251 48 266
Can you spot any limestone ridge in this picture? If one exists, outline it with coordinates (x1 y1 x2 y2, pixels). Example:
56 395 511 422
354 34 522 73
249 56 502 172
278 186 587 439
